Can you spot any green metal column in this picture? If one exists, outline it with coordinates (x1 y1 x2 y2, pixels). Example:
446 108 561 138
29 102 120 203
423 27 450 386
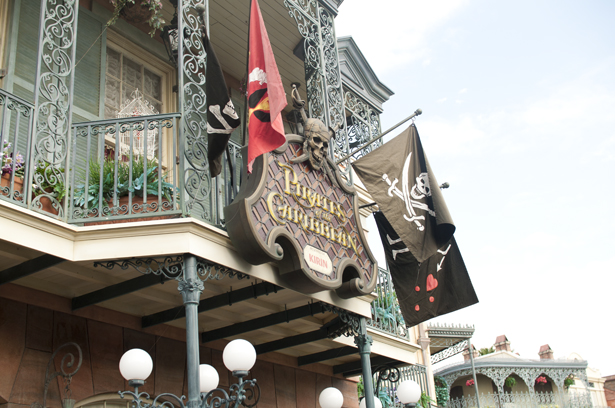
356 317 375 408
179 255 204 408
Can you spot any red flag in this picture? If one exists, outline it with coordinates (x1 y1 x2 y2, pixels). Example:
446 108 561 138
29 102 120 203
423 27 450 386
247 0 287 173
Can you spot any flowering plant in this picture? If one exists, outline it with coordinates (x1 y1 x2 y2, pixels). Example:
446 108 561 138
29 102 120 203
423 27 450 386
536 376 547 384
107 0 165 36
466 379 475 387
2 141 25 177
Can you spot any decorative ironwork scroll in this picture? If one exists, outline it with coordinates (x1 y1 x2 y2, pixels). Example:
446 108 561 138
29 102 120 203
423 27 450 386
94 255 249 283
284 0 352 185
374 365 401 396
30 0 80 219
323 303 362 337
431 340 468 365
344 87 382 160
178 0 214 222
30 342 83 408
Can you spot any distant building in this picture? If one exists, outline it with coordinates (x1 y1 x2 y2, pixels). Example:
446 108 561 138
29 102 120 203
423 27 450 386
434 335 607 408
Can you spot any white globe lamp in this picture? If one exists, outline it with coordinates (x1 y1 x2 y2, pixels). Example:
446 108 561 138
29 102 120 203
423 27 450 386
319 387 344 408
222 339 257 375
360 396 383 408
199 364 220 394
119 349 153 387
397 380 421 406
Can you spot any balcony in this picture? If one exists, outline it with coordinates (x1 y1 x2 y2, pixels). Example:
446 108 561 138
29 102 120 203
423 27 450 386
0 102 243 225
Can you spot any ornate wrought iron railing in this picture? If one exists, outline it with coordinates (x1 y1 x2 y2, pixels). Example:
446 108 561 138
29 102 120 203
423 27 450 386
374 364 429 408
447 391 593 408
367 267 411 341
0 89 35 208
67 114 183 223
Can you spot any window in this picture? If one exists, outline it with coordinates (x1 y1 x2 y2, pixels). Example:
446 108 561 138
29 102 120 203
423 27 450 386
104 31 175 117
105 47 163 119
103 32 175 164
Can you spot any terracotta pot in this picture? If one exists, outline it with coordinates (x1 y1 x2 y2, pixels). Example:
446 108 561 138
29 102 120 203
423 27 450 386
1 174 25 199
85 194 177 226
120 0 154 24
2 174 61 215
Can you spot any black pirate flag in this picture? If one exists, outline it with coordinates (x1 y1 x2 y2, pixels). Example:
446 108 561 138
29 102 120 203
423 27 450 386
352 124 455 263
205 28 241 178
374 211 478 327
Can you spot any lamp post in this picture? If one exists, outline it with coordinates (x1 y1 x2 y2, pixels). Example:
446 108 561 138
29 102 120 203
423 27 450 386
161 0 179 65
360 396 383 408
396 380 422 408
118 339 261 408
318 387 344 408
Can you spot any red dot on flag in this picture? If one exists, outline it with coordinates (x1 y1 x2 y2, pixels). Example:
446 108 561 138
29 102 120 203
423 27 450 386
415 286 420 292
429 296 435 303
415 305 420 311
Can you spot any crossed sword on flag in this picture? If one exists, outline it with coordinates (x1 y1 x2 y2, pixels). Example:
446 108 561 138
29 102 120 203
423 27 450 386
382 152 435 232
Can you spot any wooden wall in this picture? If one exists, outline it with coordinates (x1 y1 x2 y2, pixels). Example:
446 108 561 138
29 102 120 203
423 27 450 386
0 294 359 408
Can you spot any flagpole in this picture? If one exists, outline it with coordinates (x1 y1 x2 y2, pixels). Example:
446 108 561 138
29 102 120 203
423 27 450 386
335 108 422 165
242 0 252 146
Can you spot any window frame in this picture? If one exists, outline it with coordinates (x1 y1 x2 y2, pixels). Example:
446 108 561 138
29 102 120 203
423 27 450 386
104 31 177 168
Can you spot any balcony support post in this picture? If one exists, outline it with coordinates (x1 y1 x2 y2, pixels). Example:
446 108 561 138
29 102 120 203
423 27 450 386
179 254 204 408
178 0 215 222
355 317 375 408
31 0 79 220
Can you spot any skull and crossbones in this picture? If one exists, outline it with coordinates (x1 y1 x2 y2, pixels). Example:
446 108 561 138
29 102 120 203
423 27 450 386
289 85 341 187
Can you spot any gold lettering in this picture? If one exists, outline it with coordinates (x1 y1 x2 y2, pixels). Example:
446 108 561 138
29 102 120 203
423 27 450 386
293 208 300 223
336 203 346 223
343 227 359 255
278 162 298 195
310 218 319 233
321 224 330 239
267 192 286 224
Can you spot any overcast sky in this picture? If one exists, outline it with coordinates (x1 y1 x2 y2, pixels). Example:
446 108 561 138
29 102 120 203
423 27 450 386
335 0 615 377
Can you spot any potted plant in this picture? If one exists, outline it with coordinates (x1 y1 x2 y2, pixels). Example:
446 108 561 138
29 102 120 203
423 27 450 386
505 376 517 389
1 141 25 193
434 376 448 407
31 161 67 215
107 0 165 36
535 376 547 385
564 376 575 390
73 155 177 221
466 379 475 387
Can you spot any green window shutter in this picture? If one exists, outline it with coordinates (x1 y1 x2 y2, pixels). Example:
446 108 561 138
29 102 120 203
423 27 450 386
74 10 105 119
13 0 40 102
13 0 105 119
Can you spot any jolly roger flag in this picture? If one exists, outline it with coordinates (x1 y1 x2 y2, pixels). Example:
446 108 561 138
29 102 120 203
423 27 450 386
352 124 455 263
204 28 241 178
246 0 287 173
374 211 478 327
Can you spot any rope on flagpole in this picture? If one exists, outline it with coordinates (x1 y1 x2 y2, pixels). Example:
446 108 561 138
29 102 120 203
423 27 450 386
335 108 422 165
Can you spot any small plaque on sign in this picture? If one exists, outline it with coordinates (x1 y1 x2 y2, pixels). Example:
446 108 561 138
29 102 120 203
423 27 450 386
304 245 333 276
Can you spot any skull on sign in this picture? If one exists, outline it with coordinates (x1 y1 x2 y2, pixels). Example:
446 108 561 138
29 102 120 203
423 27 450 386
304 118 334 171
288 84 341 188
411 172 431 199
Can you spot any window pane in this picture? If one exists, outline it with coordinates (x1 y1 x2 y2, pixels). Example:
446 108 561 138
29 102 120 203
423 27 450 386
105 76 121 108
122 56 143 89
107 48 121 79
144 69 162 101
